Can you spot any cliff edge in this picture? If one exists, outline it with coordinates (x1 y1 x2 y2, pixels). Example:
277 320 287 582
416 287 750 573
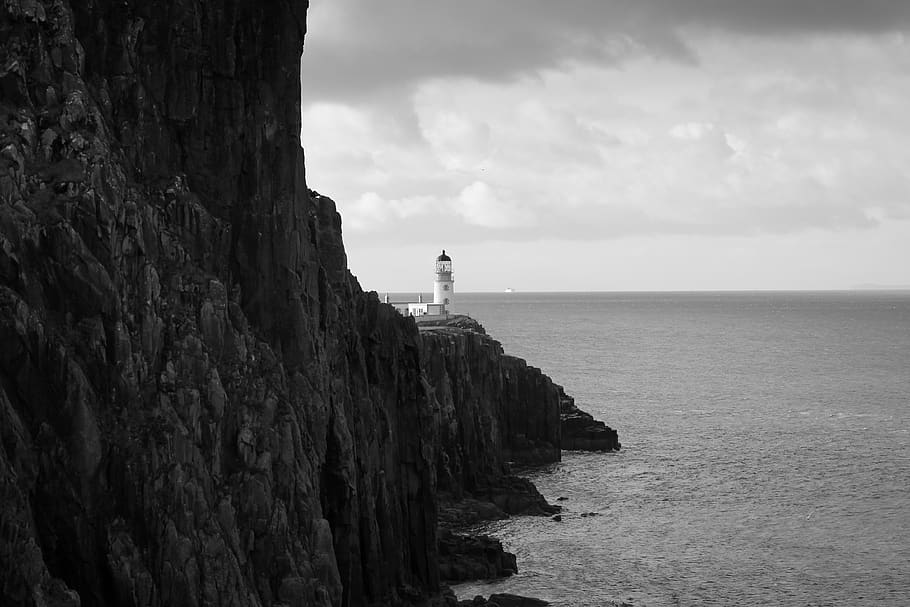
0 2 616 606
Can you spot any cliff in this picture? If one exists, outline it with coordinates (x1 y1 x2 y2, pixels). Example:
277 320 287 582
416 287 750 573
0 2 615 606
421 326 561 533
422 327 562 477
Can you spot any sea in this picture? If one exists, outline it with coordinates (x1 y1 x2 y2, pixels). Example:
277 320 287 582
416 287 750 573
448 291 910 607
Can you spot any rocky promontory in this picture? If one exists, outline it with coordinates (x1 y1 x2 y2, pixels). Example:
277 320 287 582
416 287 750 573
0 2 617 606
559 387 622 452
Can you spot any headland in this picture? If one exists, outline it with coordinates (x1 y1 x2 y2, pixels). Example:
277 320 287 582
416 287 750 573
0 3 618 605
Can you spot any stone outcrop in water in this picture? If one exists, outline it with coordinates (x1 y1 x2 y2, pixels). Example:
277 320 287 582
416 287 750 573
0 1 618 605
559 388 621 452
457 594 549 607
437 530 517 583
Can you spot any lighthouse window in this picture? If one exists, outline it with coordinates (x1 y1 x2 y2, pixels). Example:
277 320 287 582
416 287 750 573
444 298 449 305
443 284 450 291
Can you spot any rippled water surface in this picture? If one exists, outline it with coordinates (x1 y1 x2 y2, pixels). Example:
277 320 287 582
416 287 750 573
452 291 910 606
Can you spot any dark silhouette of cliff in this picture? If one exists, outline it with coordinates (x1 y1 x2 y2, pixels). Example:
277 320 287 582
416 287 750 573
0 2 617 605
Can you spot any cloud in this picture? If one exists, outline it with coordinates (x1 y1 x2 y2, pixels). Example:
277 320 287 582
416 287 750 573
342 192 442 232
303 0 910 103
669 121 715 140
419 111 492 171
668 122 736 161
344 192 388 232
305 31 910 245
666 0 910 34
302 1 688 102
300 2 910 293
454 181 536 229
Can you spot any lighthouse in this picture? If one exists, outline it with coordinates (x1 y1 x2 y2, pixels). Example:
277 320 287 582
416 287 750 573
383 250 455 317
433 249 454 310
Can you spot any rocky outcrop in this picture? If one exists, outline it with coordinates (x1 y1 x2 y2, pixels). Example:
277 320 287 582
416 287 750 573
559 387 621 452
417 314 486 334
458 594 549 607
437 530 516 583
0 2 617 606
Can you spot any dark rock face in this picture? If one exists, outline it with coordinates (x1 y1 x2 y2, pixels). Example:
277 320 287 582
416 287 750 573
0 2 617 606
420 327 562 481
1 1 436 605
437 530 516 583
559 388 621 452
420 326 561 592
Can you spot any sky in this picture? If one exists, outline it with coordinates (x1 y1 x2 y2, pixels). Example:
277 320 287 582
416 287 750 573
300 1 910 292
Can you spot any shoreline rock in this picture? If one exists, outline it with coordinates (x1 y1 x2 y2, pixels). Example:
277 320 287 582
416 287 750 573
438 529 518 583
457 593 550 607
417 313 487 334
417 318 614 597
559 387 622 452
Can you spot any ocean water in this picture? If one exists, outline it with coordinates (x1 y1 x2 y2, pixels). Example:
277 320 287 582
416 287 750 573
450 291 910 607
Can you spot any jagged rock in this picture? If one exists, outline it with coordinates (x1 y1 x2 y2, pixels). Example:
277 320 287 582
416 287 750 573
474 475 560 517
438 495 510 528
559 387 622 451
437 474 559 529
457 594 550 607
437 529 517 582
487 594 550 607
417 313 487 334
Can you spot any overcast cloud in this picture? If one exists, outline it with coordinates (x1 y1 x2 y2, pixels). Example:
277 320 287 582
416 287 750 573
304 0 910 98
301 0 910 291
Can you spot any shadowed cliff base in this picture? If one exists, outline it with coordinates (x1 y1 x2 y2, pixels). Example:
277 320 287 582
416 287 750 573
0 2 618 606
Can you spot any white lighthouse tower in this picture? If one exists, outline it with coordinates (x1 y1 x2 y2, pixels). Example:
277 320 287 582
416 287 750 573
433 249 454 311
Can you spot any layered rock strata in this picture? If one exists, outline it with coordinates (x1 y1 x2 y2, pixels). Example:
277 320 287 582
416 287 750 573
0 2 617 606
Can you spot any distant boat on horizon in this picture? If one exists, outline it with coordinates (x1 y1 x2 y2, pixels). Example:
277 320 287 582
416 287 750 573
504 288 515 293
